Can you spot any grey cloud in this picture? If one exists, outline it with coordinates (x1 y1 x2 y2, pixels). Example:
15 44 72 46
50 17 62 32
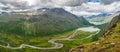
0 0 119 10
102 0 120 4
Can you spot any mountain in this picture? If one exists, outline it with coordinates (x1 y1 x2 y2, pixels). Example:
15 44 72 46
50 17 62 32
37 8 50 12
84 13 112 22
86 13 111 19
82 13 112 25
70 14 120 52
0 8 91 36
104 13 120 23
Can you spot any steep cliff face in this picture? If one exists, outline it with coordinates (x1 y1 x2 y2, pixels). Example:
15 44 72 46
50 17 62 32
70 14 120 52
103 14 120 38
107 14 120 29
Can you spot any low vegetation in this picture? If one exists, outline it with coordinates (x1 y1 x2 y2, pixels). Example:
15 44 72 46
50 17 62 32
71 14 120 52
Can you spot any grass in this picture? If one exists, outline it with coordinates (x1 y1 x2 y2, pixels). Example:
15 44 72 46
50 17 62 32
72 31 95 39
114 22 120 32
0 28 96 52
82 33 120 52
51 31 95 52
0 28 75 47
71 20 120 52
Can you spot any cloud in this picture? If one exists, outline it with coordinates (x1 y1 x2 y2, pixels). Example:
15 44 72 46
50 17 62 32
0 0 120 15
0 0 30 9
102 0 120 4
0 0 119 10
64 1 120 16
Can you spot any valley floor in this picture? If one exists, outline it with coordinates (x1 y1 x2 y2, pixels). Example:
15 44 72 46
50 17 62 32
0 26 100 52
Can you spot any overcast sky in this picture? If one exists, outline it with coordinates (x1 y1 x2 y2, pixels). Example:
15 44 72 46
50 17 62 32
0 0 120 9
0 0 119 16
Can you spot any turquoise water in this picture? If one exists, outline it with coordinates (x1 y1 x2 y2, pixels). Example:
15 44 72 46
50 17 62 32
89 21 105 25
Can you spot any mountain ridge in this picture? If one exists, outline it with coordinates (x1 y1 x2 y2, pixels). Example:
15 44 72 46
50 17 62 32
0 8 91 36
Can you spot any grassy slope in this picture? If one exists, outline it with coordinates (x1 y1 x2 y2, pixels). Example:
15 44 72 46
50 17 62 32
84 22 120 52
0 30 95 52
0 11 90 36
71 14 120 52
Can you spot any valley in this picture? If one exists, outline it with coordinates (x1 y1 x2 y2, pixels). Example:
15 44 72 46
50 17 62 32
0 8 118 52
0 10 119 52
0 8 99 52
0 1 119 51
0 26 100 52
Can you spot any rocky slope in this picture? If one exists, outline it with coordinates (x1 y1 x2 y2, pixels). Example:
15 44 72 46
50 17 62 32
70 14 120 52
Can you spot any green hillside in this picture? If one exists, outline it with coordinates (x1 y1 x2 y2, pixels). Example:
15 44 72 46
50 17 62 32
0 8 91 37
71 14 120 52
